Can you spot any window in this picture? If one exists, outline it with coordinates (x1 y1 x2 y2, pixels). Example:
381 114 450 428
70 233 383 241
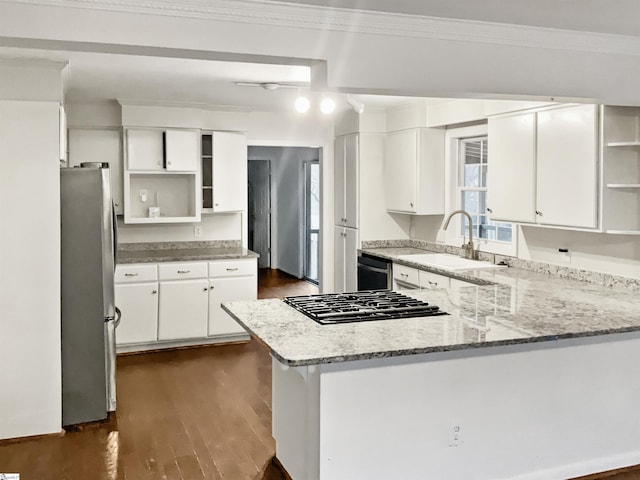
459 137 512 243
443 124 516 257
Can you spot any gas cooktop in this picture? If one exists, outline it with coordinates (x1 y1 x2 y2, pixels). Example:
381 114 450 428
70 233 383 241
283 290 449 325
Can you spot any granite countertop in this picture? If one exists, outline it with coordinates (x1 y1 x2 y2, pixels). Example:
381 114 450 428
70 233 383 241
116 241 259 264
223 247 640 366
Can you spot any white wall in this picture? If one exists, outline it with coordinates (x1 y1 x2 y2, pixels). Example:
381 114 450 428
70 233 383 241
116 214 241 244
249 146 320 278
0 100 62 439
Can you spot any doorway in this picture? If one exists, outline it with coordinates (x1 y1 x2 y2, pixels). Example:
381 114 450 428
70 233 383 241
304 161 320 283
248 159 271 268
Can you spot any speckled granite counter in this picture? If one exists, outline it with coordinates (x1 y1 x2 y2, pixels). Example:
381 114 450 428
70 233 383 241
223 247 640 366
116 241 259 264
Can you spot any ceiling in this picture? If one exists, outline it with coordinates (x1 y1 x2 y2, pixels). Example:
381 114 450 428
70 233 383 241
0 46 425 112
278 0 640 37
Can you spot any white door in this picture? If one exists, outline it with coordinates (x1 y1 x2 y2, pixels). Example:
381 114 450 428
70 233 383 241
158 279 209 340
68 128 124 214
334 135 346 225
487 113 537 223
536 105 598 228
334 227 345 292
115 283 159 345
164 129 199 171
208 277 254 336
126 129 164 171
384 129 417 213
344 227 358 292
212 131 247 212
344 134 359 228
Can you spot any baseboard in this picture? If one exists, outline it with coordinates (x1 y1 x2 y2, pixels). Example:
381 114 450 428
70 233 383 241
0 429 65 446
116 334 250 354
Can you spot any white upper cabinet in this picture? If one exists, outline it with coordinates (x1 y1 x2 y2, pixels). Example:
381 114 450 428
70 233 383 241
68 128 124 214
211 131 247 212
126 129 164 171
488 104 599 230
487 113 537 224
334 134 359 228
164 129 199 171
126 128 198 172
536 104 598 229
383 128 445 214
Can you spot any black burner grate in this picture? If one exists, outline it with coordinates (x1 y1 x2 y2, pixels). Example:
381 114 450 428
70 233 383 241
283 290 449 325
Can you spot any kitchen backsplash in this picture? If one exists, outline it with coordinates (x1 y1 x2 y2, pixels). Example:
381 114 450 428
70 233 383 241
118 240 241 251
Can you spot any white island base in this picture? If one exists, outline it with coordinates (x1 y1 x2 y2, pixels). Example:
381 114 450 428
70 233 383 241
272 332 640 480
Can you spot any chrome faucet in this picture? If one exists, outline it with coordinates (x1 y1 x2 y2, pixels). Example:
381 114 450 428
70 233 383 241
442 209 478 260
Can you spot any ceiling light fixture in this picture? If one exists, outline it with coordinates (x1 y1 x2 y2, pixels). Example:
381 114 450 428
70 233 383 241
320 97 336 115
294 92 311 113
347 94 365 114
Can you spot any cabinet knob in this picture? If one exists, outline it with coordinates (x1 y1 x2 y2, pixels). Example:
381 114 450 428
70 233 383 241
203 287 208 292
536 210 542 216
410 202 414 208
151 290 157 294
486 208 493 213
167 161 172 165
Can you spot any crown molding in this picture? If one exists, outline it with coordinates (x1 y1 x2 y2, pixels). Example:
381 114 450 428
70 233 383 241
116 98 253 112
6 0 640 57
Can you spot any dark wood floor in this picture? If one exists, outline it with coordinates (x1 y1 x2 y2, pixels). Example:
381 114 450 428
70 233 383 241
1 270 638 479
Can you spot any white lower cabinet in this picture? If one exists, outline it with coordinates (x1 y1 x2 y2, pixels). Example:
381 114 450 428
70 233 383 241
115 283 159 345
208 277 253 335
335 227 358 292
115 259 256 350
158 279 209 340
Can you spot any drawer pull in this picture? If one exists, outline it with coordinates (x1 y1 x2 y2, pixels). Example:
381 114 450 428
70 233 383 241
226 268 239 272
177 270 191 274
428 281 438 286
400 273 408 278
124 273 138 277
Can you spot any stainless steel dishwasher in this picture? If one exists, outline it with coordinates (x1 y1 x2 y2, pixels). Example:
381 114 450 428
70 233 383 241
357 253 392 291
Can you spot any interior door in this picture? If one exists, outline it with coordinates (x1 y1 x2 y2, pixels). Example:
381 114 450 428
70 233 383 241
248 159 271 268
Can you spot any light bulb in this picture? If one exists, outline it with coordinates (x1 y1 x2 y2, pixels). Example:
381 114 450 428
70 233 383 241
295 95 310 113
320 97 335 115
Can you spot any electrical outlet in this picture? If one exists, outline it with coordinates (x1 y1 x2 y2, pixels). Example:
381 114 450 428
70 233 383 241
558 248 571 263
448 424 462 447
194 225 203 238
139 189 148 202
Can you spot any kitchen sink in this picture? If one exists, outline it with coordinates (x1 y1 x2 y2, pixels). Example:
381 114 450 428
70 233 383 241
397 253 506 272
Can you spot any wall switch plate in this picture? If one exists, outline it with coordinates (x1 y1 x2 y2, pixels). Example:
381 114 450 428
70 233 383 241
139 189 148 202
194 225 203 238
448 424 462 447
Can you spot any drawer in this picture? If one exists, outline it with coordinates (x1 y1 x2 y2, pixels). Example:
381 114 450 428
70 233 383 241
115 264 158 284
418 270 450 289
393 264 420 287
158 262 208 280
209 259 256 278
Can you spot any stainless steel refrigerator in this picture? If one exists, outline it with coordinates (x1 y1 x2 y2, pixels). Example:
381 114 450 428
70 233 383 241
60 163 120 427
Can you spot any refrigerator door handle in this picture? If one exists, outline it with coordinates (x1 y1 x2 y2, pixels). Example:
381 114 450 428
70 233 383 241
113 307 121 328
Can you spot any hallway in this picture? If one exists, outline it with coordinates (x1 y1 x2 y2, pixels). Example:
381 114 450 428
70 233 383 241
257 268 318 300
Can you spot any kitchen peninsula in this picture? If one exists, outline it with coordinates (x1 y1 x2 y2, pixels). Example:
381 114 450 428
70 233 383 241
223 250 640 480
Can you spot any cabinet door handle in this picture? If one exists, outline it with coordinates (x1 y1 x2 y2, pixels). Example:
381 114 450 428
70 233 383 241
486 208 493 213
226 268 239 271
177 270 191 274
124 273 138 277
428 280 438 286
151 290 157 294
410 202 414 208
